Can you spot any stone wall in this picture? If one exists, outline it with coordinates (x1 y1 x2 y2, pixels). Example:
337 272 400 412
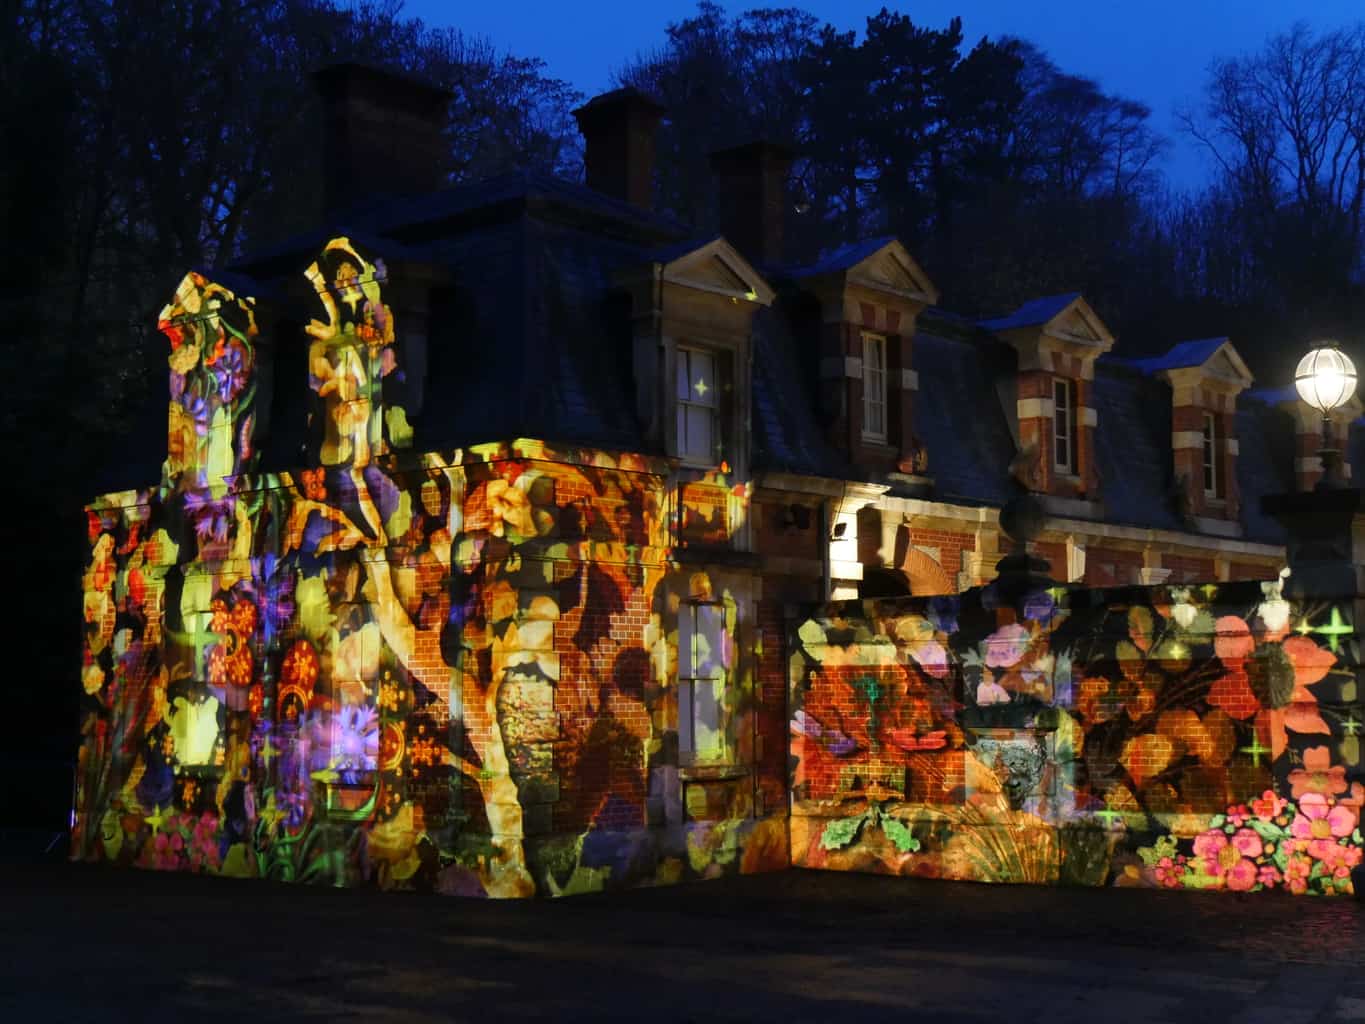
75 442 789 898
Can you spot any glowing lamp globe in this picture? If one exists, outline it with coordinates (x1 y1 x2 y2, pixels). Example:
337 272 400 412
1294 345 1357 414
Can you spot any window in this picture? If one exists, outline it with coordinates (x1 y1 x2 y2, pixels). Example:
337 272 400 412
676 346 718 464
1053 378 1077 473
1202 412 1224 499
678 601 733 763
861 332 887 442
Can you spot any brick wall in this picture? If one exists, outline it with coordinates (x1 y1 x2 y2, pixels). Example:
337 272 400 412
788 578 1363 893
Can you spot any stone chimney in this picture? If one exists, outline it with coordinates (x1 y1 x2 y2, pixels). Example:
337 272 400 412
709 141 793 266
573 88 665 209
709 141 797 266
313 63 452 215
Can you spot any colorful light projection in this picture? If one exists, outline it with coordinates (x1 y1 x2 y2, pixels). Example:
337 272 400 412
304 237 410 466
160 272 259 489
790 580 1364 893
75 239 784 897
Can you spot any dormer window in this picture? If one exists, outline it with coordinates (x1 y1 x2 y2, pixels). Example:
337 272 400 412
1202 412 1225 500
861 331 888 442
677 345 720 465
1053 377 1077 473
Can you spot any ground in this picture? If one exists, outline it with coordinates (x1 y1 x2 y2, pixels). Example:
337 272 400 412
2 853 1364 1022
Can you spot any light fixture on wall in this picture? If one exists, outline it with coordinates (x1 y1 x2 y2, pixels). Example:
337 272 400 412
1294 342 1358 489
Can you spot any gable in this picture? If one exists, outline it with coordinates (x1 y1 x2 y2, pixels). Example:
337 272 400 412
1144 338 1254 396
1205 346 1254 389
845 241 940 305
1042 297 1114 349
656 237 775 305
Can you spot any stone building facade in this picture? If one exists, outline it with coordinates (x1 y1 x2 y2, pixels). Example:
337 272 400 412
74 65 1364 897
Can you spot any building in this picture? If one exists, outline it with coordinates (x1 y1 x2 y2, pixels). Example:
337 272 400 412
75 65 1364 897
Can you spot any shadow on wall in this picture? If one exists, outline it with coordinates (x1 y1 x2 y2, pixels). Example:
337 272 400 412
789 576 1365 895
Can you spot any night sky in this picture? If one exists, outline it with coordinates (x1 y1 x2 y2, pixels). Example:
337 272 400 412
411 0 1364 190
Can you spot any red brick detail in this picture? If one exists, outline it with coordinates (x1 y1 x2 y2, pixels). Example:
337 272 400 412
1083 548 1144 587
1163 554 1216 582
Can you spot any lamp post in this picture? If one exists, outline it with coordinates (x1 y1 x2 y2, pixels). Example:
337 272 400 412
1294 343 1358 490
1264 341 1361 598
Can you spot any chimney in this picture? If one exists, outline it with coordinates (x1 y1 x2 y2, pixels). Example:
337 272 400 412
709 141 793 266
573 88 665 209
313 63 452 215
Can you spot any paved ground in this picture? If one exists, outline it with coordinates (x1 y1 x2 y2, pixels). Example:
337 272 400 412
2 855 1363 1023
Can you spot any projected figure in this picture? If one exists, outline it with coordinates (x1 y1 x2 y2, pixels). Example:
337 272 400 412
304 237 397 467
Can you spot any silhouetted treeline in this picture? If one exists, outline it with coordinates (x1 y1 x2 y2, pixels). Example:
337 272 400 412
619 5 1365 386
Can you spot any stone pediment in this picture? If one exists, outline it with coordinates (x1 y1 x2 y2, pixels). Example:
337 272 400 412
981 293 1115 374
798 237 939 323
843 240 939 306
1139 338 1255 398
1045 300 1112 349
654 237 775 306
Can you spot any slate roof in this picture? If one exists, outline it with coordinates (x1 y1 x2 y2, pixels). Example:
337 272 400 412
909 330 1016 506
1237 398 1295 543
1089 360 1181 533
100 153 1342 550
751 307 847 479
978 293 1080 332
1129 337 1228 373
787 236 897 278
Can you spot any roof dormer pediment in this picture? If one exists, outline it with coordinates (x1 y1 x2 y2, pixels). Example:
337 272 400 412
1133 338 1254 398
796 237 939 323
979 293 1115 374
639 236 775 306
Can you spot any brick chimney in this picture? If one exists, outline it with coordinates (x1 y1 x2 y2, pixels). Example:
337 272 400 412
313 63 452 215
573 88 665 209
709 141 793 266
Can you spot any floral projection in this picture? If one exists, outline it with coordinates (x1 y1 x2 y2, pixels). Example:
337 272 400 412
159 271 259 488
75 240 784 898
790 577 1365 894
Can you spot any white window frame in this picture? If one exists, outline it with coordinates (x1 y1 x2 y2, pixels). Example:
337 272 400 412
1202 411 1224 499
861 331 888 443
1053 377 1076 473
677 600 732 764
676 345 720 466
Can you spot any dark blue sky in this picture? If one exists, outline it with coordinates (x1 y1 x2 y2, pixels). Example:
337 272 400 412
410 0 1363 190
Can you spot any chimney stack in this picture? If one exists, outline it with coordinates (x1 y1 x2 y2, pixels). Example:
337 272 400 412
709 141 793 266
313 63 452 215
573 88 665 209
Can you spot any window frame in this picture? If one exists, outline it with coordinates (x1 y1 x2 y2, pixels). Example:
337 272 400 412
677 599 733 765
1053 377 1077 474
1202 411 1225 500
675 344 723 467
860 331 888 443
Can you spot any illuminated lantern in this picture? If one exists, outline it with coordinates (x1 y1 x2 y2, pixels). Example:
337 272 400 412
1294 343 1358 489
1294 344 1357 413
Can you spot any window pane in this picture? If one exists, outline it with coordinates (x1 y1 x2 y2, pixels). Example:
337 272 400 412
1054 379 1067 410
1055 435 1068 469
678 679 695 754
676 351 692 401
694 604 726 678
862 335 886 439
684 405 713 460
692 677 726 761
678 604 695 678
688 350 715 406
